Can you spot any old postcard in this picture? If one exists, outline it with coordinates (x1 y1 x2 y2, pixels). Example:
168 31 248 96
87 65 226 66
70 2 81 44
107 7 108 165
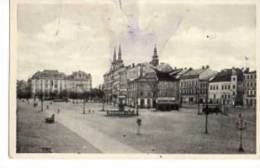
9 0 259 159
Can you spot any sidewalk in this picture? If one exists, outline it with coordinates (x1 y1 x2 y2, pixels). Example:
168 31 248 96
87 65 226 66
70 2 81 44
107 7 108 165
46 108 140 153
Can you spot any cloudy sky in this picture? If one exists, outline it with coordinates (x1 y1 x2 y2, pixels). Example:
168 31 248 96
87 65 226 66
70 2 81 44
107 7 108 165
17 0 256 87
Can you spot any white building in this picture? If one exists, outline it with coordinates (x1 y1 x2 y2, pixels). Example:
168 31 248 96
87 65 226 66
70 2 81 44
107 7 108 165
30 70 92 98
208 68 244 105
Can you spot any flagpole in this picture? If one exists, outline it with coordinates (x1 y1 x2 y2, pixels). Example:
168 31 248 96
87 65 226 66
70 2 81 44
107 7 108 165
245 56 248 69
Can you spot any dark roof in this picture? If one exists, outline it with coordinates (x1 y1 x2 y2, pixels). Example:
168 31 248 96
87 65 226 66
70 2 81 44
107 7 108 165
244 70 256 74
180 68 207 79
210 68 244 82
31 70 65 79
155 70 177 81
66 71 91 80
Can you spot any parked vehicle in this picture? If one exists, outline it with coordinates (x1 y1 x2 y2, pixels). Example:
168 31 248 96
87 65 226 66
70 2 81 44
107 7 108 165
156 97 180 111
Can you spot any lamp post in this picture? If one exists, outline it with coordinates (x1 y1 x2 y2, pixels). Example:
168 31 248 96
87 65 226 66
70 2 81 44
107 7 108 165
196 85 200 115
204 82 209 134
136 118 142 135
40 79 44 112
236 113 247 152
135 80 139 116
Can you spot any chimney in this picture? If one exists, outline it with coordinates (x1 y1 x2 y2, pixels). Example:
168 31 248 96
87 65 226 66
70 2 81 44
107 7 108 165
202 66 205 69
206 65 209 69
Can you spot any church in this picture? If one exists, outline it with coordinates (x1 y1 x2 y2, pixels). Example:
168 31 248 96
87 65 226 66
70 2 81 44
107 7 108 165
103 44 179 107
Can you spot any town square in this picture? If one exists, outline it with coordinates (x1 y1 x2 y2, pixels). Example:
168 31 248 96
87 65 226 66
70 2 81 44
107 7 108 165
14 1 257 155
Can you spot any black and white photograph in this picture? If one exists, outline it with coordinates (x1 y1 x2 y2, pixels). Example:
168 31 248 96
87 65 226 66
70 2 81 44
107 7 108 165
9 0 258 158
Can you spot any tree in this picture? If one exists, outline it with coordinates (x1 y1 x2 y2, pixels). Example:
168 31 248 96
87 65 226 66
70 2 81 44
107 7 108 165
17 80 31 99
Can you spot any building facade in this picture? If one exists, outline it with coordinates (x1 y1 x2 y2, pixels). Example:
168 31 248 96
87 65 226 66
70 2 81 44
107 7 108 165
243 69 256 108
103 46 127 104
179 66 216 104
30 70 92 98
127 63 158 108
156 70 179 99
208 68 244 105
66 71 92 93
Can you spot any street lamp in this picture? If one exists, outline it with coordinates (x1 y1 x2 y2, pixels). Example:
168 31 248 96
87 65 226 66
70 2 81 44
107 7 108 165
40 79 44 112
236 113 247 152
196 85 200 115
204 82 209 134
135 81 139 116
136 118 142 135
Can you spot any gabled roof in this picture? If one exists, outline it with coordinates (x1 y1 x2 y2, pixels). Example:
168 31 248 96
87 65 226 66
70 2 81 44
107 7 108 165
210 68 244 82
181 68 206 79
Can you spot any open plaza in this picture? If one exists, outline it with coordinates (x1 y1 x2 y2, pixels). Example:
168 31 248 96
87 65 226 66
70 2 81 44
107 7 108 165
16 99 256 154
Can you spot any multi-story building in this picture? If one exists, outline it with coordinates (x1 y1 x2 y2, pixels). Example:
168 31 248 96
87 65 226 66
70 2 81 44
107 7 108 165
156 69 180 99
66 71 92 93
103 46 126 104
179 66 216 104
30 70 92 98
243 69 256 108
127 63 157 108
208 68 244 105
103 45 186 108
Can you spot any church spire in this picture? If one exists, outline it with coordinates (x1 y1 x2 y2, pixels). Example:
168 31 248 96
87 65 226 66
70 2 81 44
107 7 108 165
150 44 159 66
154 44 158 56
113 47 116 63
118 45 122 61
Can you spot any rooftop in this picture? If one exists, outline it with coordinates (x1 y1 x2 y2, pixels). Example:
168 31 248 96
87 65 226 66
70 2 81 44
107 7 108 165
210 68 244 82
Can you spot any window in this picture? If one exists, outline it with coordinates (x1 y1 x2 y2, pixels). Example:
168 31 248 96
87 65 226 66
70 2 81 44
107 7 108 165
232 77 236 81
233 85 236 89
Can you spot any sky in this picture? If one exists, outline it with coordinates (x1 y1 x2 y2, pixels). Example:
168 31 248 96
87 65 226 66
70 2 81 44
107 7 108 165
17 0 256 87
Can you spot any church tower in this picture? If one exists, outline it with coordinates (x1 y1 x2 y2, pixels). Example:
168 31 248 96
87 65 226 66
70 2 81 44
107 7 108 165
111 48 117 71
117 45 124 68
113 47 117 63
118 45 122 61
150 44 159 66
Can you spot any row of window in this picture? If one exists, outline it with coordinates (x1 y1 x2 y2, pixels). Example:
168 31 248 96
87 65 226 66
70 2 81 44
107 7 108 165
245 82 256 88
245 74 256 80
247 90 256 96
180 80 198 88
209 84 236 90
